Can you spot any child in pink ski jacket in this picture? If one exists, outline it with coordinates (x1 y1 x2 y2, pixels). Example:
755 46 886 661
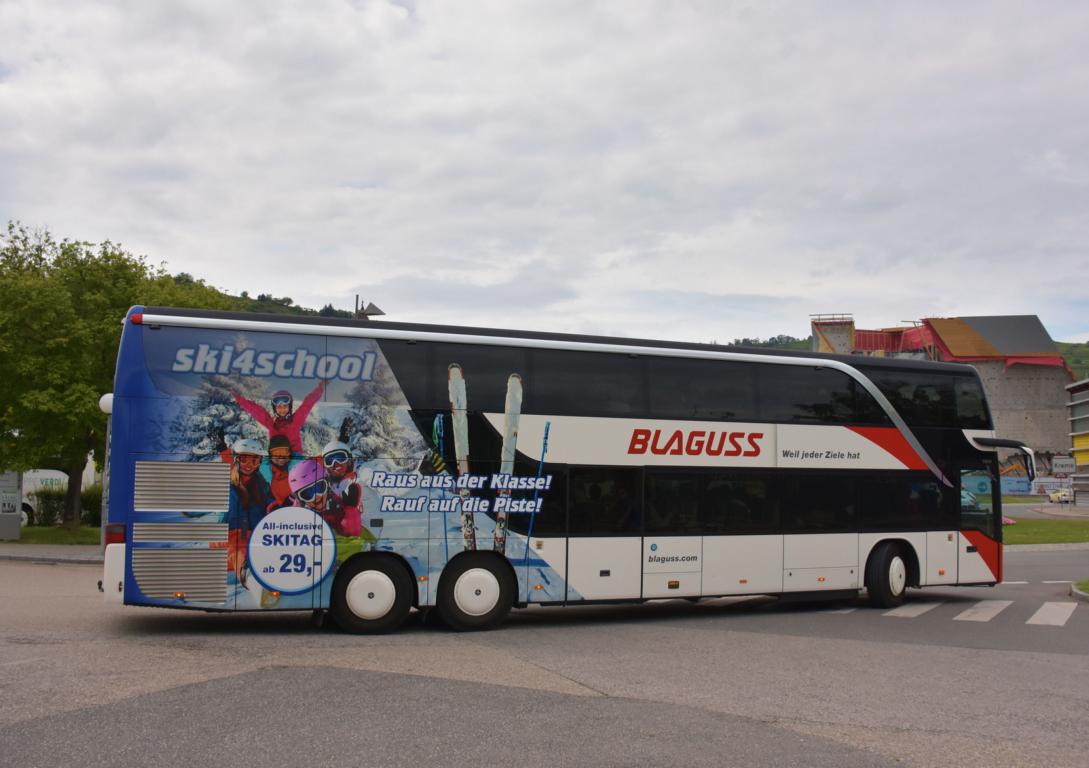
231 380 325 455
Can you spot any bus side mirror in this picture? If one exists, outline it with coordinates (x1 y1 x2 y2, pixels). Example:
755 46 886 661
1019 449 1036 483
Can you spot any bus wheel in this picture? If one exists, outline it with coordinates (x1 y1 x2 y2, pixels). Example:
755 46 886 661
866 543 907 608
331 555 413 634
437 554 514 632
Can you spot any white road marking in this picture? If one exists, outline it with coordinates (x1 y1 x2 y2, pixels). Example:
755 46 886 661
953 600 1013 622
1000 580 1028 585
1026 602 1078 627
820 607 857 614
883 601 942 618
1042 580 1072 584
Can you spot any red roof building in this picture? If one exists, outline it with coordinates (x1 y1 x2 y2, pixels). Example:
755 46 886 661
810 314 1074 454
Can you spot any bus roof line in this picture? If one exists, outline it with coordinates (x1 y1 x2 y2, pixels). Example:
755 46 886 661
138 313 952 487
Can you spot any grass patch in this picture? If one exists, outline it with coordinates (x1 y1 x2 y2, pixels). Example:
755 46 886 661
1001 495 1041 504
1004 518 1089 545
1076 580 1089 594
15 526 100 545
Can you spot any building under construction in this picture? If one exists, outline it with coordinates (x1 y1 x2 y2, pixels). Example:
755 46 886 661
810 314 1073 457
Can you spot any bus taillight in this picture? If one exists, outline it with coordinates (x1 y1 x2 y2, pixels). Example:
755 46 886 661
105 524 126 546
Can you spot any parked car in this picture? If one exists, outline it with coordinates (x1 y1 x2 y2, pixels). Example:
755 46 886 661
1048 487 1073 503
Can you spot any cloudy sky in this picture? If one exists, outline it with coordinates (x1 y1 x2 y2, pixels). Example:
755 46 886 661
2 1 1088 343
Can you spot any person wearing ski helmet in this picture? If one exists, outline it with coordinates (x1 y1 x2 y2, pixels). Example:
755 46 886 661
231 379 326 455
219 437 271 587
287 458 342 530
270 389 293 418
321 439 362 537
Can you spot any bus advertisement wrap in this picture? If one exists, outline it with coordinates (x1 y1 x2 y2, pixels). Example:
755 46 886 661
121 323 568 611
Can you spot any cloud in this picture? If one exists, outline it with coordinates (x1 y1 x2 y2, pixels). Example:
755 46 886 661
2 1 1088 343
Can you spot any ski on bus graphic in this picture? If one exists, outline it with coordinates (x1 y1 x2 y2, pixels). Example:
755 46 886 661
493 373 523 554
448 363 476 551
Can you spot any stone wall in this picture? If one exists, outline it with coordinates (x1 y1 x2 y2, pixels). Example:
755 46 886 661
972 361 1071 453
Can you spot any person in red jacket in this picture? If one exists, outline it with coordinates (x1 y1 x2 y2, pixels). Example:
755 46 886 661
265 434 294 508
231 380 326 455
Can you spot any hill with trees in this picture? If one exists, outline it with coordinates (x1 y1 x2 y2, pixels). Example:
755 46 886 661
1057 341 1089 380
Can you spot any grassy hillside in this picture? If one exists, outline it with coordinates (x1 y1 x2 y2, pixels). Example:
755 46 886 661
729 335 813 351
1057 341 1089 381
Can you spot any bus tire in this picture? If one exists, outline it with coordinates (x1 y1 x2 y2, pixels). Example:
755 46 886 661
866 542 907 608
331 554 413 634
437 554 514 632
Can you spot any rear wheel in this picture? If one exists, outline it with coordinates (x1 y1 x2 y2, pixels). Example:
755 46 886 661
437 554 514 632
866 542 908 608
331 554 413 634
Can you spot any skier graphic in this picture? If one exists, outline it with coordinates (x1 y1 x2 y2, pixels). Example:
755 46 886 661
231 380 326 454
263 434 295 508
320 439 363 537
215 436 271 586
287 458 354 537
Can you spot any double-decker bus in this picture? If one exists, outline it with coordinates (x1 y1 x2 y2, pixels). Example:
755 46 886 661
99 306 1034 633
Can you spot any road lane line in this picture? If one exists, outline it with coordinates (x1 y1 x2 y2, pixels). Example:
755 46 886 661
820 607 857 614
883 601 942 618
1042 580 1072 584
1000 580 1028 585
1026 602 1078 627
953 600 1013 622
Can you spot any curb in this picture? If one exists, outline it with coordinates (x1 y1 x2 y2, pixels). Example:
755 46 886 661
0 553 102 565
1072 583 1089 603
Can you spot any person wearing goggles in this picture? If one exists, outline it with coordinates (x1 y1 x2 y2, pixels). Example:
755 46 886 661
320 440 363 537
213 437 272 589
231 379 326 455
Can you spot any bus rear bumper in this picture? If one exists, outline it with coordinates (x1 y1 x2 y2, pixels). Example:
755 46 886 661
102 543 125 603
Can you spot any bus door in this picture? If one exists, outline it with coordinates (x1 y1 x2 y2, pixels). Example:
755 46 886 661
642 472 701 598
958 465 1000 584
565 468 643 601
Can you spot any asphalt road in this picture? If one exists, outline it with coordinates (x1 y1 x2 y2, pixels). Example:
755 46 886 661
1 552 1086 768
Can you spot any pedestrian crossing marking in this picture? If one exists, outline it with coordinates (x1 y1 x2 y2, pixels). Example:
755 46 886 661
883 601 942 618
953 600 1013 622
1026 602 1077 627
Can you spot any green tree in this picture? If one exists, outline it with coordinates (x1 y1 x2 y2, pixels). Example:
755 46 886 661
0 223 238 528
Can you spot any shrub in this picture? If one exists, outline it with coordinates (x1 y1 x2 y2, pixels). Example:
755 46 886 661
81 484 103 526
30 487 66 526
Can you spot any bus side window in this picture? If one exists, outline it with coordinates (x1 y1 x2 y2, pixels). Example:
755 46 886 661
757 366 859 424
567 467 642 535
503 467 567 537
780 475 857 532
526 350 647 418
701 475 777 534
645 472 701 534
647 358 758 421
859 475 948 531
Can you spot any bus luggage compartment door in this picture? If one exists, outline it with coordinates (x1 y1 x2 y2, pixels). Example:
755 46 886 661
566 537 641 600
642 536 701 598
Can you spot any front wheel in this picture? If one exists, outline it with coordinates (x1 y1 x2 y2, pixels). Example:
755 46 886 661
330 554 413 634
866 542 908 608
437 554 515 632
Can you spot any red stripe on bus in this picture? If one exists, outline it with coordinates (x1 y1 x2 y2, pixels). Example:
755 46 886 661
846 426 928 470
962 529 1002 582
